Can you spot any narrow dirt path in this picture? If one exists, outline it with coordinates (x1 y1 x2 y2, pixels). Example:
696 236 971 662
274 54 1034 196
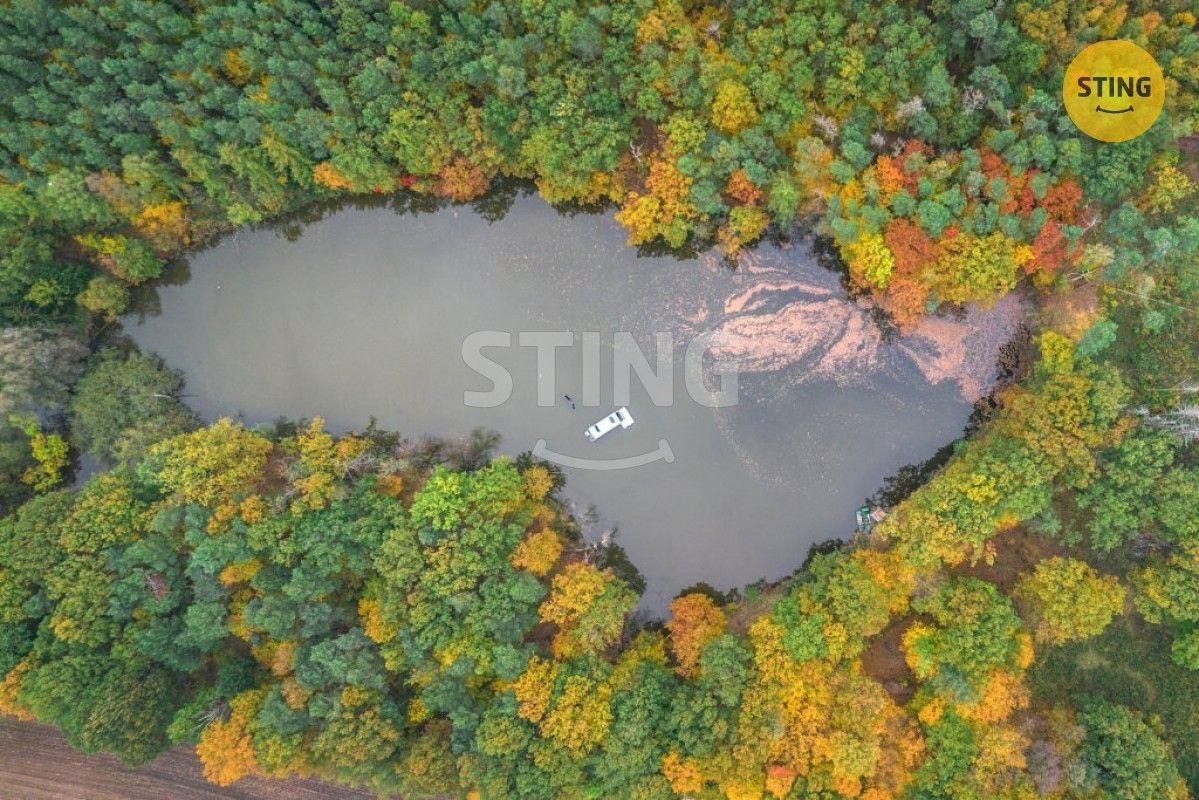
0 719 378 800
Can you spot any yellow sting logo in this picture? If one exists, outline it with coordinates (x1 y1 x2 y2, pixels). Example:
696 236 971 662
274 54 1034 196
1063 40 1165 142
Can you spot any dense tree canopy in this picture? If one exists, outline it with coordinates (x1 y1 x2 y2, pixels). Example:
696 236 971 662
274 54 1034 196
0 0 1193 327
0 396 1187 797
0 0 1197 797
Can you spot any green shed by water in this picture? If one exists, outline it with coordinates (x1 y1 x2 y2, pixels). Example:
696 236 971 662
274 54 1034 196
855 505 886 533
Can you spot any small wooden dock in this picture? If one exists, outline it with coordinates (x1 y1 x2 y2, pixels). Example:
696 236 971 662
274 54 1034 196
855 505 887 533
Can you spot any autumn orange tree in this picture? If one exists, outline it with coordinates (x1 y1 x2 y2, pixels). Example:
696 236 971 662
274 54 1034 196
666 592 726 678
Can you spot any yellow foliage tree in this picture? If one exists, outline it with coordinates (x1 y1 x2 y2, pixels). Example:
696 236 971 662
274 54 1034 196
313 161 356 191
1013 556 1126 645
149 418 272 505
359 594 399 644
1144 164 1195 214
711 79 759 133
9 415 68 492
0 661 33 720
288 417 368 512
845 232 895 289
239 495 267 524
222 48 253 85
927 232 1032 305
77 274 132 320
662 751 704 795
539 675 612 757
376 473 405 498
281 677 310 710
521 464 555 501
615 147 696 247
133 201 190 250
853 549 917 617
513 656 559 724
538 563 635 658
972 722 1029 783
718 204 771 254
511 528 563 577
958 669 1030 723
219 557 262 586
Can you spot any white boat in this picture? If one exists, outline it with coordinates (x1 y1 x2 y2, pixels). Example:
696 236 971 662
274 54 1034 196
584 407 634 441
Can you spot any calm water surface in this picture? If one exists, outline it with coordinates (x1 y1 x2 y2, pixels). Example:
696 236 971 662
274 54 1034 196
125 196 1015 612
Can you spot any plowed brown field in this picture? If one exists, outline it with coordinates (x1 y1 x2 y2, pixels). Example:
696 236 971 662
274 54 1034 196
0 719 378 800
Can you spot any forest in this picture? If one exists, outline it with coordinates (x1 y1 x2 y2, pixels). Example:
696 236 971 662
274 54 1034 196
1 0 1199 798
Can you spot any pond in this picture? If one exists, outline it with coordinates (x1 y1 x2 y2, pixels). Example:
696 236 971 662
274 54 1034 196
124 195 1023 613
